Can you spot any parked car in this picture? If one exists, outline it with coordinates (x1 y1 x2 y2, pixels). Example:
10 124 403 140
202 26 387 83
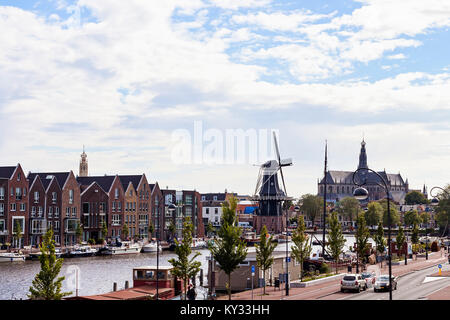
341 274 367 293
373 275 398 292
361 271 376 288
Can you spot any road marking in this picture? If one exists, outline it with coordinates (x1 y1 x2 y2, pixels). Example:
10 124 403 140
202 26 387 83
423 277 448 284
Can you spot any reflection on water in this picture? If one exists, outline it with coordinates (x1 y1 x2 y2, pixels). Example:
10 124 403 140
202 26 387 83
0 234 373 300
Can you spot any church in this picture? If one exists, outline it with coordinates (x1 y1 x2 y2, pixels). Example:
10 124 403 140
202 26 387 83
317 140 409 204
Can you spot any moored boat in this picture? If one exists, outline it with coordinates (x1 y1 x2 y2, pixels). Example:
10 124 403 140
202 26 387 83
100 241 141 255
0 252 26 263
68 246 98 258
141 242 161 253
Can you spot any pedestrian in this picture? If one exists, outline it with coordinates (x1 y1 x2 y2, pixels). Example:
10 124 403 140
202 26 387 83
187 285 196 300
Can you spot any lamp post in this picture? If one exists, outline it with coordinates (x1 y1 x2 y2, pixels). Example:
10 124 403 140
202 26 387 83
430 186 450 255
352 167 393 300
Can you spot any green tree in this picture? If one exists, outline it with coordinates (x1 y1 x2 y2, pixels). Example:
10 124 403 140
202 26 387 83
411 222 420 247
420 212 431 226
28 228 72 300
374 222 386 268
326 211 346 274
168 222 176 239
433 185 450 235
365 202 383 228
75 223 83 244
299 194 322 227
396 226 406 260
380 201 400 227
209 196 247 300
404 210 421 227
338 197 361 228
122 223 129 240
148 223 155 239
101 220 108 240
355 212 370 266
255 225 277 294
168 218 201 300
291 215 312 281
405 191 428 205
13 220 23 248
206 222 215 237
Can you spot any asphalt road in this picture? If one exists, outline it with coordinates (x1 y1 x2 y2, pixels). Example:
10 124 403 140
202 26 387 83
339 262 450 300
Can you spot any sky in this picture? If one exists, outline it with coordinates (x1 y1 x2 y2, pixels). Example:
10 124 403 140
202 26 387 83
0 0 450 198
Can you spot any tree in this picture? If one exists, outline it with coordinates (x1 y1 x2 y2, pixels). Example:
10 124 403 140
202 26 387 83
420 212 431 226
13 220 23 248
379 200 400 227
168 222 176 240
299 194 322 227
396 226 406 260
255 225 277 294
405 191 428 205
434 185 450 235
338 197 361 229
168 218 201 300
326 211 346 274
291 215 312 281
101 220 108 240
209 196 247 300
206 222 215 237
75 223 83 244
374 222 386 268
28 228 72 300
355 212 370 266
411 222 420 246
148 223 155 240
404 210 421 227
365 202 383 228
122 223 129 240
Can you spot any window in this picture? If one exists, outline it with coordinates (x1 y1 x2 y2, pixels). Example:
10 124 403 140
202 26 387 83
72 207 77 217
20 203 26 212
118 202 122 211
55 207 59 217
34 191 39 202
100 203 106 214
31 206 36 217
201 196 205 201
17 173 21 181
69 190 74 204
52 192 57 202
0 220 5 232
112 214 121 226
11 203 16 211
112 201 116 211
185 207 192 217
115 188 119 199
215 208 219 215
38 207 43 217
206 208 209 214
213 196 217 201
66 207 70 217
16 188 22 200
185 195 192 205
0 203 4 215
0 187 4 200
83 203 89 214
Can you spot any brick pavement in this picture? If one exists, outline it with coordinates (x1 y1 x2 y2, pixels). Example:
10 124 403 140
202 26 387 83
218 250 448 300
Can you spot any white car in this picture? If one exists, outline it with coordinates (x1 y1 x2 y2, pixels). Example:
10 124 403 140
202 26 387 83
374 275 398 292
341 274 367 293
361 271 376 288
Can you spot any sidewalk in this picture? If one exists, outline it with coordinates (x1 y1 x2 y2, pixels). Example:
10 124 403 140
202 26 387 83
218 250 448 300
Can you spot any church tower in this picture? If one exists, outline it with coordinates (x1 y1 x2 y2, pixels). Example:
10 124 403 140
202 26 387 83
79 146 88 177
358 139 368 169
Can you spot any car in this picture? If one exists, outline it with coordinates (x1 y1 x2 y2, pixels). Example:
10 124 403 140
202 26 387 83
373 275 398 292
340 274 367 293
361 271 376 288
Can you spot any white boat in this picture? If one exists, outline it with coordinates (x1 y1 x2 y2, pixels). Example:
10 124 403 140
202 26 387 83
68 246 98 258
191 239 207 249
142 242 162 253
0 252 26 262
101 241 141 255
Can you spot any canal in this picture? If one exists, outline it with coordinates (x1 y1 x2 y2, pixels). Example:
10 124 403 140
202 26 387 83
0 235 373 300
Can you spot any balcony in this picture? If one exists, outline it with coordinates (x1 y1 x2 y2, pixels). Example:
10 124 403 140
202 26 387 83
0 230 8 236
111 222 121 226
31 227 47 235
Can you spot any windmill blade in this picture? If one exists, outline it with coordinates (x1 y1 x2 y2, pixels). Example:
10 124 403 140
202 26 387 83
273 131 281 165
279 166 288 197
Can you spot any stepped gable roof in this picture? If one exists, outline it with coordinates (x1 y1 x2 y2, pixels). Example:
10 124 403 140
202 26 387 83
0 166 17 179
77 175 117 193
118 175 142 191
28 172 70 190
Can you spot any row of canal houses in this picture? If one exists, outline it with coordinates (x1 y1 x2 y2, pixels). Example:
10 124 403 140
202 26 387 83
0 164 204 248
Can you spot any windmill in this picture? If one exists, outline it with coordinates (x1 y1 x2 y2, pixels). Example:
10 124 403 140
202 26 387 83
252 132 293 234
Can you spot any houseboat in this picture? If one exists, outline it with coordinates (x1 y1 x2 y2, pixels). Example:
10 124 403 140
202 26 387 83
99 241 141 255
241 232 260 247
142 241 161 253
67 246 98 258
27 248 63 260
0 252 26 262
67 266 182 300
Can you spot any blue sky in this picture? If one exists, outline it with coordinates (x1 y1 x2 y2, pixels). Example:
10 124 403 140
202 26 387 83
1 0 450 197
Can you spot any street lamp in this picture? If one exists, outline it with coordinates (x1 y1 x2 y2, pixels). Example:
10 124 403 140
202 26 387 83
430 186 450 255
352 167 393 300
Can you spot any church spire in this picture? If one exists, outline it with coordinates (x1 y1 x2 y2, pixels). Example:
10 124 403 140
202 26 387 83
79 146 88 177
358 138 368 169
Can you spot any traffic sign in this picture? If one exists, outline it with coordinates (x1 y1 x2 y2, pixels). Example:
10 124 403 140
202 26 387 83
286 257 291 262
438 264 442 269
251 265 255 273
